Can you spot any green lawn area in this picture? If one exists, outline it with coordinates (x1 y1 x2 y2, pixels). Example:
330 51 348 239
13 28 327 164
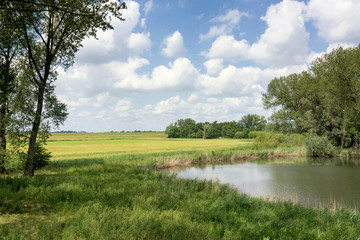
1 132 359 239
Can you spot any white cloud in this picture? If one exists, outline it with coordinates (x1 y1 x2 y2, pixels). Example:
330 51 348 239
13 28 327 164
199 63 306 97
248 0 309 66
127 32 151 55
203 58 224 76
74 1 148 64
308 0 360 45
161 31 187 58
202 0 309 67
203 35 249 61
113 57 198 91
143 0 153 15
200 9 249 41
211 9 248 25
151 95 187 115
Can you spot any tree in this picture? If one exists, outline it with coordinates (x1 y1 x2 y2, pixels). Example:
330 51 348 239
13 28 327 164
221 121 238 138
0 10 22 174
3 0 126 176
310 46 360 148
165 124 180 138
263 45 360 148
239 114 267 131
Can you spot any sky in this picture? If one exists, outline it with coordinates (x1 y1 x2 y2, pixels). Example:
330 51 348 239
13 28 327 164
55 0 360 132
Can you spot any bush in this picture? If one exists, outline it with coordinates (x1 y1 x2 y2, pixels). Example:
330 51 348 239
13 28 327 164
252 132 304 150
248 131 263 139
32 143 52 169
305 135 338 157
233 128 250 139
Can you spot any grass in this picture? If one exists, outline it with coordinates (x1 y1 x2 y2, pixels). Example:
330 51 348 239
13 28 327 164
1 132 360 239
47 132 251 159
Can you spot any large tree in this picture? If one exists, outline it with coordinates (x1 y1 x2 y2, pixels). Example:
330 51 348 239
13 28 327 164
0 9 22 174
2 0 126 176
263 45 360 148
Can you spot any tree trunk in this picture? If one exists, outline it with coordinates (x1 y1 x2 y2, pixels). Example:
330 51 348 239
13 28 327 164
340 127 346 149
0 60 10 175
0 102 7 175
24 81 45 176
353 139 359 151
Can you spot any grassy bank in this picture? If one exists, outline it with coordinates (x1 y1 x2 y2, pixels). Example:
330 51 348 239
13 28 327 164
1 133 359 239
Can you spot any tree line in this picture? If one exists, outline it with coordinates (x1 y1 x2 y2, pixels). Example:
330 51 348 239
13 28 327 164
165 114 267 139
0 0 126 175
263 45 360 150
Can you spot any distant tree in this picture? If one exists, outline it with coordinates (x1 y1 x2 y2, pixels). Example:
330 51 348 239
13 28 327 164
165 124 180 138
239 114 267 131
204 121 221 139
175 118 198 138
221 121 238 138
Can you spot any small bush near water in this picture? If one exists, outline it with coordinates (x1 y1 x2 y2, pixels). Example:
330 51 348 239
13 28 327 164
305 135 339 157
252 132 304 150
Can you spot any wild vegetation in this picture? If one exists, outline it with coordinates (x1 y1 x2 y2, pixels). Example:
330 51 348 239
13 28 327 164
1 132 360 239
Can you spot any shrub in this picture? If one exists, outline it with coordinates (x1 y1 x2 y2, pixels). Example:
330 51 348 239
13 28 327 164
34 143 52 169
305 135 338 157
252 132 304 150
248 131 263 139
233 128 250 139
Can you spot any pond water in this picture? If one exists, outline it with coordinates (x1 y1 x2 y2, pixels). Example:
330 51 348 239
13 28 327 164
169 158 360 210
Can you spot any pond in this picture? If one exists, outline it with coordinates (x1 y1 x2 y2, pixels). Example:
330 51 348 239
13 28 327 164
168 158 360 210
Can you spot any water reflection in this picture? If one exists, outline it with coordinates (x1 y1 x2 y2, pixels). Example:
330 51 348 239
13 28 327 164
169 158 360 210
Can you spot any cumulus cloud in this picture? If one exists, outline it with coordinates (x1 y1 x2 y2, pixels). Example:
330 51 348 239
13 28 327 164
113 57 198 91
203 35 249 61
200 9 249 41
74 1 151 64
161 31 187 58
199 63 306 97
307 0 360 45
127 32 151 55
203 58 224 76
248 0 309 66
202 0 309 67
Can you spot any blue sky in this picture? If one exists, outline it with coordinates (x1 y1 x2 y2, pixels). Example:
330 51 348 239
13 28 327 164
55 0 360 132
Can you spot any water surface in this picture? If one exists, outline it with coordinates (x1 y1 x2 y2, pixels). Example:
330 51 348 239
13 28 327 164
170 158 360 210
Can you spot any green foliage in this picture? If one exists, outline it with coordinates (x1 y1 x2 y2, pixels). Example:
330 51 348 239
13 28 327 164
233 128 250 139
305 135 339 157
252 132 304 150
33 143 52 170
248 131 261 139
166 116 266 139
165 124 180 138
263 45 360 148
239 114 267 131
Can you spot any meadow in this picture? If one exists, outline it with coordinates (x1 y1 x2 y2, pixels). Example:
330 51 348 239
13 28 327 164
1 132 360 239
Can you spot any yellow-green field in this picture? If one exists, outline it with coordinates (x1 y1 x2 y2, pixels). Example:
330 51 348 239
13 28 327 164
2 132 359 239
47 132 252 159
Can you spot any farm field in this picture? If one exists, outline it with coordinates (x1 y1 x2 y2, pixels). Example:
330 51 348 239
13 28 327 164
47 132 251 159
1 132 360 239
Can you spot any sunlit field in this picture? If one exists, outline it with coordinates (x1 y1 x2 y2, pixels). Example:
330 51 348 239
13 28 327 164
1 132 360 239
47 132 252 159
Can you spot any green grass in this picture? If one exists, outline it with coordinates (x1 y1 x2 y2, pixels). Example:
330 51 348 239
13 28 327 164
1 132 359 239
